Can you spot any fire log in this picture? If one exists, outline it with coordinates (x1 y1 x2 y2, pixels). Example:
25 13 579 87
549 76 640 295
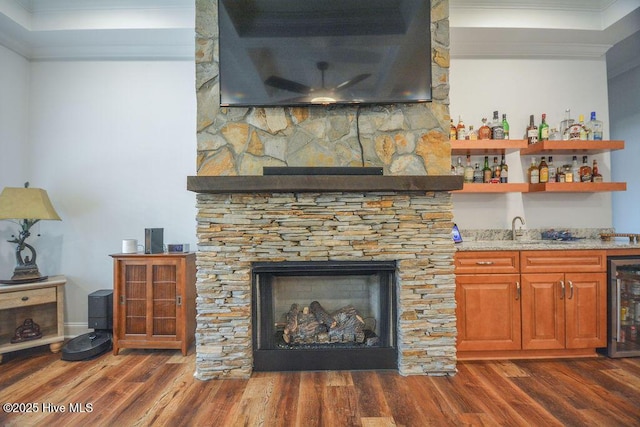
283 303 299 344
310 300 336 328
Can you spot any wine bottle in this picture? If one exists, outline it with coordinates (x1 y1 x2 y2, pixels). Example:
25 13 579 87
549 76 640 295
539 113 549 141
526 115 538 145
482 156 492 183
502 114 510 140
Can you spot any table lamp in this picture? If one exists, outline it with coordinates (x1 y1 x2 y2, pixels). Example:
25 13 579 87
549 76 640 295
0 182 61 283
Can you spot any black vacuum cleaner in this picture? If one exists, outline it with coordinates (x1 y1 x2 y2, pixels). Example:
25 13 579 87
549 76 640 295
62 289 113 361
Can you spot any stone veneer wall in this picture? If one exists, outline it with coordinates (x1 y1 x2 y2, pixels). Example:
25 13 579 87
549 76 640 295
193 0 455 379
195 0 451 175
194 191 457 379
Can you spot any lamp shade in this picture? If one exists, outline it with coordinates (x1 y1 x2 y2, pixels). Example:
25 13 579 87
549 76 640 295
0 187 61 221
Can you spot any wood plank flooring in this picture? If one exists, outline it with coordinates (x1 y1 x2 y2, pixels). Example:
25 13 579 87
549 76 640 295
1 346 639 426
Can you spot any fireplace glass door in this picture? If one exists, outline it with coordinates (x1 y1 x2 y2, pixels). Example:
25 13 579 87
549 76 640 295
252 261 397 371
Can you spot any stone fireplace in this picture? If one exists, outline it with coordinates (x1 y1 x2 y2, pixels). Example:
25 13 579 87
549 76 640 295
191 0 457 379
252 260 397 371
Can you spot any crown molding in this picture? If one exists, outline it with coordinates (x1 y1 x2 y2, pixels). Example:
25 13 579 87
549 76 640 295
0 0 195 60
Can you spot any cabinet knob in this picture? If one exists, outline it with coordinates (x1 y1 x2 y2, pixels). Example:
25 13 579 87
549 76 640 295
21 296 29 301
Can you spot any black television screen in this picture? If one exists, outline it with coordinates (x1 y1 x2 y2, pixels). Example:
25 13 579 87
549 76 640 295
219 0 432 107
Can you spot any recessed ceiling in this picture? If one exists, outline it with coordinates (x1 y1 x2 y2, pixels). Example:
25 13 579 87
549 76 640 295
0 0 638 62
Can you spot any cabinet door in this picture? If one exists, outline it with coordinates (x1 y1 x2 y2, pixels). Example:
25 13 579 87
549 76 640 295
151 263 179 338
564 272 607 349
118 263 148 338
456 274 521 351
521 273 565 350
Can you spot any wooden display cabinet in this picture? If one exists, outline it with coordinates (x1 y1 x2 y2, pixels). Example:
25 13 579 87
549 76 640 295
0 276 66 363
111 253 196 356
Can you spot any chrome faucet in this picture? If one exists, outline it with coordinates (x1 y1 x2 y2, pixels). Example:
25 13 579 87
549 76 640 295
512 216 525 240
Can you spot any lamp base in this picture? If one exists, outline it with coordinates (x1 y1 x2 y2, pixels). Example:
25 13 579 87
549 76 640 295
0 276 48 285
11 263 42 281
0 264 48 284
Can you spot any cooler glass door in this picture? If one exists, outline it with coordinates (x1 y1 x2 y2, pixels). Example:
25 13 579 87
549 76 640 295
607 258 640 358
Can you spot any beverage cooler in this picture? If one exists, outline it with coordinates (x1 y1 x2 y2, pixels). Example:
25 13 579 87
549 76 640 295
605 258 640 357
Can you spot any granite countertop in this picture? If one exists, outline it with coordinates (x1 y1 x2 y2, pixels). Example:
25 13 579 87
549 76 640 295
455 228 640 251
456 238 640 251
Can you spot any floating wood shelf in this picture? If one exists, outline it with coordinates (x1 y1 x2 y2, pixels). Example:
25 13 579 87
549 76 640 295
453 183 530 193
528 182 627 192
451 139 528 155
520 140 624 155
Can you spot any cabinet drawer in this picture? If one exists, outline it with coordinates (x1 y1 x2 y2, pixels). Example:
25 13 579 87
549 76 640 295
521 250 606 273
455 251 520 274
0 287 57 310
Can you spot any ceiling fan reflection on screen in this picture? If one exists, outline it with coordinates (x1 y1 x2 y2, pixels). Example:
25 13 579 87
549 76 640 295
264 61 371 104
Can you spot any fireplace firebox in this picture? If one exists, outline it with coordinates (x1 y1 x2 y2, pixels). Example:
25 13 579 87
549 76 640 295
252 261 397 371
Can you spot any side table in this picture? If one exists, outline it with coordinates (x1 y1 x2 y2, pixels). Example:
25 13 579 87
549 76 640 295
0 275 66 363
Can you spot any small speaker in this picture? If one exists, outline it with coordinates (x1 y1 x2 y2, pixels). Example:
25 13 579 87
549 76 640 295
145 228 164 254
88 289 113 330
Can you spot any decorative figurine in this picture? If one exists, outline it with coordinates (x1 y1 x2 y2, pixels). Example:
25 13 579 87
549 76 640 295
11 318 42 343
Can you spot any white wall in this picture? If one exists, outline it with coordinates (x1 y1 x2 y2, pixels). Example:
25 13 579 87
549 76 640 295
8 60 197 334
0 45 30 275
450 57 613 231
609 67 640 233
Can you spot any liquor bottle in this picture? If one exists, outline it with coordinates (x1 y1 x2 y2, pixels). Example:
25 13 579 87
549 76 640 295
578 114 588 140
548 156 557 182
538 156 549 183
478 118 491 140
539 113 549 141
491 111 504 140
455 156 465 176
571 156 580 183
482 156 492 183
502 114 510 140
473 163 483 183
492 156 501 181
549 127 561 141
528 157 540 184
500 154 508 183
556 167 566 182
560 108 574 140
588 112 603 140
456 116 467 140
579 155 592 182
592 159 603 182
449 119 457 140
526 115 538 145
467 125 477 140
463 155 474 183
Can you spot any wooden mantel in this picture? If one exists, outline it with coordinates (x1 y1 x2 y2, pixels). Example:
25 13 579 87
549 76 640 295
187 175 464 194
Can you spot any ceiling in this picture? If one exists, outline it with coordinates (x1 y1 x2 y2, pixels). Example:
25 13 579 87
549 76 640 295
0 0 638 74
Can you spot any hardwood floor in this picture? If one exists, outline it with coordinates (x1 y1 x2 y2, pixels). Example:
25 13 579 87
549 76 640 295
1 346 639 426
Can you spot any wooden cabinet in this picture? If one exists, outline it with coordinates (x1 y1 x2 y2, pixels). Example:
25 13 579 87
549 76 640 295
455 251 521 352
456 250 607 359
451 139 625 193
111 253 196 356
0 276 66 363
520 250 607 351
456 273 521 351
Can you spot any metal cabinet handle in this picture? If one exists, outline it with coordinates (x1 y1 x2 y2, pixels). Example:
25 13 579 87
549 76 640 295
176 295 182 306
476 261 494 265
568 281 574 299
120 295 125 305
560 280 565 299
515 282 521 301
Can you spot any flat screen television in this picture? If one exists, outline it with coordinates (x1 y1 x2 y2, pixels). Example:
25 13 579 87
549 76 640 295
219 0 432 107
